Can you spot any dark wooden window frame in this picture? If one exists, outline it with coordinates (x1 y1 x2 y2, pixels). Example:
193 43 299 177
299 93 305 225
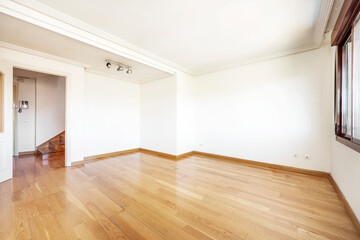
332 0 360 154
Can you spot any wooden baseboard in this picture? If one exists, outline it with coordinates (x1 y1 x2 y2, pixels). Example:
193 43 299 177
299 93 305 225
176 151 194 159
84 148 140 162
192 151 329 177
328 174 360 235
139 148 178 159
74 148 330 178
71 160 85 167
71 148 140 166
18 151 35 156
139 148 196 160
138 149 329 177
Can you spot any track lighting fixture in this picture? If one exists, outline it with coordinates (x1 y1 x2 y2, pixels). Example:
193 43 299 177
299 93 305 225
105 59 132 74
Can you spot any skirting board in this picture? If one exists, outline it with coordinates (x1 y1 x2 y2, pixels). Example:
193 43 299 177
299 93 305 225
328 174 360 235
71 148 140 166
139 148 177 159
192 151 329 177
84 148 140 162
139 148 193 160
79 148 329 176
70 160 85 167
18 151 35 156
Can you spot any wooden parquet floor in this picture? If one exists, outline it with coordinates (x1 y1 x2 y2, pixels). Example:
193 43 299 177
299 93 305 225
0 152 359 240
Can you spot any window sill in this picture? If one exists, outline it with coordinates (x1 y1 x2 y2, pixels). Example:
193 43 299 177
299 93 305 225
336 136 360 154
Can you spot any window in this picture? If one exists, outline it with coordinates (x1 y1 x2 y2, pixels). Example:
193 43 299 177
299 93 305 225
353 14 360 142
334 9 360 152
341 36 352 137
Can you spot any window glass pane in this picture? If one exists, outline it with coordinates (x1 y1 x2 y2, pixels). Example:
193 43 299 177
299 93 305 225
353 14 360 140
342 37 352 136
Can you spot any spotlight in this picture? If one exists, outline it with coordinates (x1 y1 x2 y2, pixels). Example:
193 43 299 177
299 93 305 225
106 59 133 74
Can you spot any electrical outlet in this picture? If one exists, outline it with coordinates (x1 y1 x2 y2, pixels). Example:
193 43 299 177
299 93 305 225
293 153 298 158
304 155 311 160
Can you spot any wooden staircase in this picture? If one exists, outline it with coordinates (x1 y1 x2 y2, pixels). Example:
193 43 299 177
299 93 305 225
36 131 65 159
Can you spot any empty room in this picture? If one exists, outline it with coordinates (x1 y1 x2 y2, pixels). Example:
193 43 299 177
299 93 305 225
0 0 359 239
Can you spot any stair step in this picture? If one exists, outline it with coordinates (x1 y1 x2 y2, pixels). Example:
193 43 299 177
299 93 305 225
49 140 65 146
36 131 65 160
37 147 56 155
40 151 65 160
37 148 64 160
49 140 65 152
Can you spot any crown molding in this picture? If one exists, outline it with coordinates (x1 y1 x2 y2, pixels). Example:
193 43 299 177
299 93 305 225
192 45 319 76
0 41 90 68
313 0 334 47
0 0 180 75
1 0 335 77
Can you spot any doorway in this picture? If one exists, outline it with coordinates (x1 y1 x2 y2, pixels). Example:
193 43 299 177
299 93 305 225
13 68 66 163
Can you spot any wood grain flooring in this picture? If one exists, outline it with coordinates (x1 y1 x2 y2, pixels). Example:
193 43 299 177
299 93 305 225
0 152 359 240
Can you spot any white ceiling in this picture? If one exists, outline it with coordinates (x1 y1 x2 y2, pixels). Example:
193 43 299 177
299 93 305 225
0 13 171 83
30 0 332 75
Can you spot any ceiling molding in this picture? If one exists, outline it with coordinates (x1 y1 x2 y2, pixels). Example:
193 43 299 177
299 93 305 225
0 0 179 74
192 44 319 76
1 0 335 77
0 41 91 68
313 0 334 47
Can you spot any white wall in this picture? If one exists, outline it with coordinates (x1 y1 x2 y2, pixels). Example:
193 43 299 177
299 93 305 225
192 45 333 172
331 140 360 220
36 76 65 145
140 76 177 155
15 77 35 152
176 72 195 155
84 72 140 157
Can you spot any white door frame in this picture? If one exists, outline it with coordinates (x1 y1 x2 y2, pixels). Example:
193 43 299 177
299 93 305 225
9 63 70 166
0 60 13 182
13 81 19 156
0 45 85 181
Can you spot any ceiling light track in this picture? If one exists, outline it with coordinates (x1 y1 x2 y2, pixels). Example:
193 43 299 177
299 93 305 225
105 59 132 74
